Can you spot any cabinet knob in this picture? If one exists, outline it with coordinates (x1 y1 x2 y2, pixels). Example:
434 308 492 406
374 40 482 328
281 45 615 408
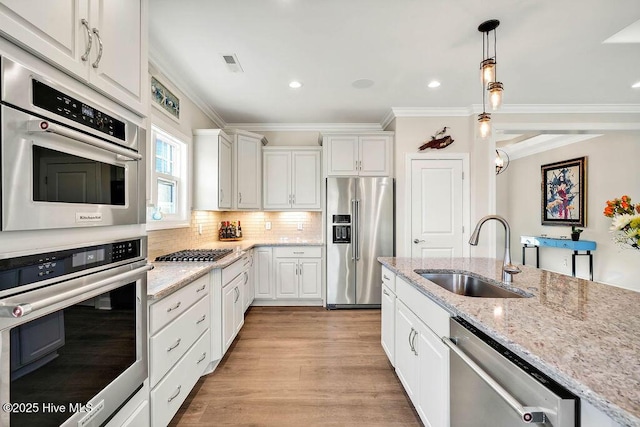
414 239 425 244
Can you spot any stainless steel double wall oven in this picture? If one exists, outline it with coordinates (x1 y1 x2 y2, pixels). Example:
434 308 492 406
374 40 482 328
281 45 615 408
0 55 150 426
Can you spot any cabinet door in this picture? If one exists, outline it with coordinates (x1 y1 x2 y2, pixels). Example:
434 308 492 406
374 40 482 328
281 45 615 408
298 258 321 299
236 135 261 209
359 136 390 176
381 284 395 366
395 300 419 403
327 136 358 176
292 151 321 210
263 151 292 209
88 0 145 114
254 247 274 299
415 321 449 427
222 282 237 352
275 258 298 298
234 282 244 335
218 136 233 209
0 0 89 78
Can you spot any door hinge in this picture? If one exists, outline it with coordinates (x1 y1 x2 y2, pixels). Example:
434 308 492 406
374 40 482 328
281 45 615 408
462 171 464 180
462 226 465 233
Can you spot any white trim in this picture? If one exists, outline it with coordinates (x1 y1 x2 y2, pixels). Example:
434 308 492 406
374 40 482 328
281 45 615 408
148 52 226 128
391 107 472 117
225 122 383 132
404 152 470 259
380 109 396 130
502 134 603 160
495 122 640 132
497 104 640 114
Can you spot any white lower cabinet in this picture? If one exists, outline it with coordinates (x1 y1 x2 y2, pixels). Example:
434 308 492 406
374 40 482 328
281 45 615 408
222 272 244 353
274 247 321 300
105 382 149 427
253 246 323 305
148 274 211 427
381 283 396 366
390 273 450 427
150 332 210 427
254 247 274 300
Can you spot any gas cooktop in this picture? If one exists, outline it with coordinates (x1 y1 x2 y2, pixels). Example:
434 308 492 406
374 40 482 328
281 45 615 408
155 249 233 262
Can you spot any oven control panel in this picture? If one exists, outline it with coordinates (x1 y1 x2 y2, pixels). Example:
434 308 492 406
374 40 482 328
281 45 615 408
0 239 142 296
31 79 126 141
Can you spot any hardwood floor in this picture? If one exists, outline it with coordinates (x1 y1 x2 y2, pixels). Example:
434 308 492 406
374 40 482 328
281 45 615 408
169 307 421 426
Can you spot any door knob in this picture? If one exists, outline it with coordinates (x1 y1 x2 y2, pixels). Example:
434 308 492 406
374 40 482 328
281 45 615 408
414 239 425 244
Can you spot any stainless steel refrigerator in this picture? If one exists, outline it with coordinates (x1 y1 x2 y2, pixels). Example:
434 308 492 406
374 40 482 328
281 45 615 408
326 177 394 308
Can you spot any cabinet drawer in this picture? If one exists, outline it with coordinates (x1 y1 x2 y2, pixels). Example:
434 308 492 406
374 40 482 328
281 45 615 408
151 332 210 427
222 252 251 284
274 246 322 258
149 275 209 335
150 296 210 387
396 277 450 338
382 266 396 293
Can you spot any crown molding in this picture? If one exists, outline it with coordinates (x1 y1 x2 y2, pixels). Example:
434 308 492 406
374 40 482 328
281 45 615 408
148 50 227 129
390 107 473 118
489 104 640 114
502 134 602 160
226 123 383 132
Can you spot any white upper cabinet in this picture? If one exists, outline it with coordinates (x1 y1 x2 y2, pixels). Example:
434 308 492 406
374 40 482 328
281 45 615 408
324 132 393 177
193 129 233 210
0 0 147 116
231 130 264 210
263 147 321 211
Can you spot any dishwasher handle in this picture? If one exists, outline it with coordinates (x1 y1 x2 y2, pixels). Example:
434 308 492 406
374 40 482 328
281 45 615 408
442 336 549 424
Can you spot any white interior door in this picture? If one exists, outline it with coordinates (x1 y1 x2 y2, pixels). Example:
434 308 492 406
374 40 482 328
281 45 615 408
410 159 464 258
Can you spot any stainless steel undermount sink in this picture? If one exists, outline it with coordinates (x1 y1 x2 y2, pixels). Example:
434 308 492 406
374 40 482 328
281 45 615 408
416 271 529 298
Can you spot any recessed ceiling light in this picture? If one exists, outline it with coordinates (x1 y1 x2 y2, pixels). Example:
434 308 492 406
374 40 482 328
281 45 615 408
352 79 375 89
289 81 303 89
428 80 441 88
632 81 640 88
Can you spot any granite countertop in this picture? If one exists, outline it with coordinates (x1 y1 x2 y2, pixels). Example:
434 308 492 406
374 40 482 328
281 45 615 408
148 238 323 300
378 257 640 426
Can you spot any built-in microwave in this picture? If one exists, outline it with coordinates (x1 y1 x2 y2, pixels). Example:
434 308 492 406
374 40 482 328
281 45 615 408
0 56 145 232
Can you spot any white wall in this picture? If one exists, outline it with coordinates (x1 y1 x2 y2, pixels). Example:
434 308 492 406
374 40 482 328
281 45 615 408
499 131 640 291
388 117 491 256
148 64 218 138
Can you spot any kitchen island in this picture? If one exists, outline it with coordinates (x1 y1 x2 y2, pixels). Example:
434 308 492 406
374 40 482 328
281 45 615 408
378 257 640 426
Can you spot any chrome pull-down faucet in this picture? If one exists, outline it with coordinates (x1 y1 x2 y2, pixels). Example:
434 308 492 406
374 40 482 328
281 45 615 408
469 215 521 283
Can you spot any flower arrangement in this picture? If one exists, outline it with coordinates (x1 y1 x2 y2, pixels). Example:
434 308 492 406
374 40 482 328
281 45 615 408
603 195 640 250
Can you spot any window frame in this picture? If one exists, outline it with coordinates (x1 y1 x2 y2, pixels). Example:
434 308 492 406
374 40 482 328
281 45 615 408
147 124 191 230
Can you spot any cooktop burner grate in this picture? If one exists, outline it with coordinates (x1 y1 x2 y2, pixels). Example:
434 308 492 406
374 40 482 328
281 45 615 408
155 249 233 262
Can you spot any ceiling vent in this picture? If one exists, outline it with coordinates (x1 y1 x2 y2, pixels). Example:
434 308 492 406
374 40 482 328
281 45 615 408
222 54 243 73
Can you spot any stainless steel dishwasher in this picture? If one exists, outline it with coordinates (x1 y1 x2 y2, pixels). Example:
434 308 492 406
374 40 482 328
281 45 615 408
444 317 579 426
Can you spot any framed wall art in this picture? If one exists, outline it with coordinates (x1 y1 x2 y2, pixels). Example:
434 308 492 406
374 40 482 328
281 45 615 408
541 156 587 227
151 76 180 122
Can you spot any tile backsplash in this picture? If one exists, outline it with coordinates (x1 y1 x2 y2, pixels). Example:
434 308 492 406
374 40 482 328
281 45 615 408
148 211 322 259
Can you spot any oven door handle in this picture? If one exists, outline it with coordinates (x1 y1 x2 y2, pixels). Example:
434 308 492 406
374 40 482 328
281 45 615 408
27 119 142 161
442 336 550 424
0 263 153 318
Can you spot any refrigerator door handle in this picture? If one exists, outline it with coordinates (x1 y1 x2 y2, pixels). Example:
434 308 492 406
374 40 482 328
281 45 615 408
355 199 360 260
351 198 357 261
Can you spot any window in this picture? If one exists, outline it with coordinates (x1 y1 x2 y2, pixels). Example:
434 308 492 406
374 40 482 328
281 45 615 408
148 125 190 229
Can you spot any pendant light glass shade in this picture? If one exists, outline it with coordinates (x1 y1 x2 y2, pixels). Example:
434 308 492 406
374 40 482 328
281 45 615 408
477 112 492 139
488 81 504 110
480 58 496 87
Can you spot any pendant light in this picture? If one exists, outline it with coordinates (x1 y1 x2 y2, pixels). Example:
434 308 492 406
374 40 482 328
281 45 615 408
477 19 504 139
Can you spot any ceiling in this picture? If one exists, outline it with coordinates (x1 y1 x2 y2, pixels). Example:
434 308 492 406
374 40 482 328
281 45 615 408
148 0 640 126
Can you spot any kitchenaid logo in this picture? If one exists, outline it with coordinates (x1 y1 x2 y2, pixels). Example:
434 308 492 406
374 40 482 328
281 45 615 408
76 213 103 223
